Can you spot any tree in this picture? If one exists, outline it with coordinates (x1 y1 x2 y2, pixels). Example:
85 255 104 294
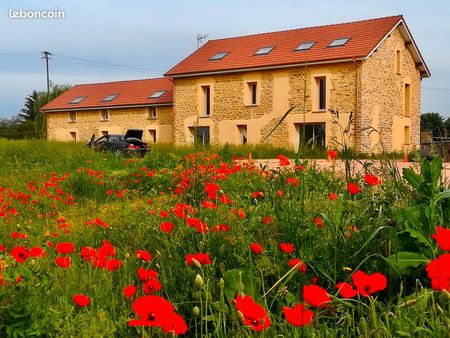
420 112 446 139
445 117 450 137
19 90 39 121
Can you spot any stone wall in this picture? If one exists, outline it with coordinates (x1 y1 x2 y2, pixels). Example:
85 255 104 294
359 27 421 152
46 105 173 144
173 64 358 148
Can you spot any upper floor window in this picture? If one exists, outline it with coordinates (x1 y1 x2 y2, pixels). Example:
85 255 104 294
396 50 402 74
247 82 258 105
100 109 109 121
201 86 211 116
68 111 77 122
404 83 411 117
295 41 315 51
149 90 166 99
314 77 327 111
102 94 118 102
255 46 274 55
69 96 86 104
148 107 157 119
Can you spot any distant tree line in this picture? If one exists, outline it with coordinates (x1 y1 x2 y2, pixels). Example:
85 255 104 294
0 85 70 139
420 112 450 140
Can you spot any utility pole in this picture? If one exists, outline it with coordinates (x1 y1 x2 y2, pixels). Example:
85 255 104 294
41 51 52 103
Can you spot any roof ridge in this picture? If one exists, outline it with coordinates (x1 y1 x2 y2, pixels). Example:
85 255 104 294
207 14 403 43
73 76 170 87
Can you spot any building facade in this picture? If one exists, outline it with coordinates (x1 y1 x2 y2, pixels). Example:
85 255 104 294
42 78 173 144
43 15 429 153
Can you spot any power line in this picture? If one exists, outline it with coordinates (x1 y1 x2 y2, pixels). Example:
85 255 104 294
52 53 163 74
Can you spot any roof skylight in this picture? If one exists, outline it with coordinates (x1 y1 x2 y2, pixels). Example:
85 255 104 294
328 37 350 47
102 94 118 102
149 90 166 99
69 96 87 104
209 52 228 60
254 46 274 55
295 41 315 51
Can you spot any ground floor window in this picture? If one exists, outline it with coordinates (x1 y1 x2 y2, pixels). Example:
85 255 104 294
69 131 77 142
148 129 156 144
189 126 210 145
237 125 247 144
295 123 326 148
101 130 108 136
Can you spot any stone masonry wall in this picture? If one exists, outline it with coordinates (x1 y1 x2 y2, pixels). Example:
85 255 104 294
47 105 173 143
359 27 421 152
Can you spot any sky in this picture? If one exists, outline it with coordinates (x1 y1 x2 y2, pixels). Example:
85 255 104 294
1 0 449 118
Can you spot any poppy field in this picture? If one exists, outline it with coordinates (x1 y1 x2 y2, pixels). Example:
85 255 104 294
0 140 449 337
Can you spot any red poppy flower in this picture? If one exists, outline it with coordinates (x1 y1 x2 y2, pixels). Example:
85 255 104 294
425 254 450 291
286 177 299 187
205 182 220 199
283 304 314 327
250 243 264 255
262 216 272 225
277 154 291 166
314 217 324 228
160 221 174 234
185 253 212 266
161 313 188 335
220 193 231 204
28 246 46 258
98 240 116 257
55 242 75 255
327 149 338 160
328 192 338 201
347 182 360 195
279 243 295 253
336 282 359 298
212 224 230 232
138 267 158 282
364 174 381 186
143 279 162 295
10 246 29 263
288 258 307 273
73 294 90 307
80 246 97 262
432 226 450 251
106 258 122 271
233 294 271 331
351 270 387 296
128 295 175 327
123 285 137 298
303 285 331 308
202 200 217 209
159 211 168 218
55 256 71 268
0 244 6 252
136 249 152 261
277 190 284 197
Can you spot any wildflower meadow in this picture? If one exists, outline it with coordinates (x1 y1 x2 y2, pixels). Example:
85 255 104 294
0 140 449 337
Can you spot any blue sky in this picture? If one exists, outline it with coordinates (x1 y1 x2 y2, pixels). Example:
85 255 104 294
1 0 449 118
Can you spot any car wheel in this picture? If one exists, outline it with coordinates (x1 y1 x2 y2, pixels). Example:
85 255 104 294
113 149 122 156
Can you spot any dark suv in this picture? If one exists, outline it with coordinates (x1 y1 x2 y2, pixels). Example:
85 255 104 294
87 129 149 157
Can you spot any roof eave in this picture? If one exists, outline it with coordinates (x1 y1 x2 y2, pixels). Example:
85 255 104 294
365 18 430 78
41 102 173 113
166 57 366 78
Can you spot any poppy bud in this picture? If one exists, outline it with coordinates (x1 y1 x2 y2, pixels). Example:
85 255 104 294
195 274 204 289
358 317 368 336
191 258 202 269
219 278 224 288
124 253 130 259
442 289 450 300
192 306 200 317
237 311 245 325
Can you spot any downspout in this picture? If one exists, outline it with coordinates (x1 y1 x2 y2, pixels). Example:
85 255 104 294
352 58 360 152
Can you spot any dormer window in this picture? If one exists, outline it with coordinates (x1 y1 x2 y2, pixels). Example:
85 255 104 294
102 94 118 102
149 90 166 99
328 38 350 47
209 52 228 60
295 42 315 51
254 46 274 55
69 96 86 104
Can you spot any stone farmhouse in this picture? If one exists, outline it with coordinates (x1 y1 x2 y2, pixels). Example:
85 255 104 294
42 15 430 152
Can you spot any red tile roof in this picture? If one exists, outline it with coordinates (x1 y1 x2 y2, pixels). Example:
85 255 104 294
41 77 173 112
166 15 419 77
